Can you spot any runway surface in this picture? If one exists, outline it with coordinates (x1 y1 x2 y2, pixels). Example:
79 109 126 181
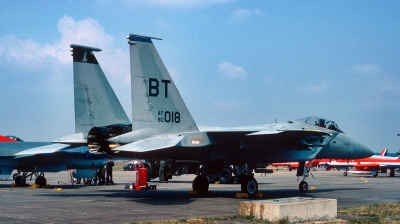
0 168 399 223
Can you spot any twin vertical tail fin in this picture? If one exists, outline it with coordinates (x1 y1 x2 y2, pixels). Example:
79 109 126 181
70 44 130 135
127 34 198 136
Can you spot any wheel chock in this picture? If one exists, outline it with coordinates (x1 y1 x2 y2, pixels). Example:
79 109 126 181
53 187 62 191
236 192 263 198
310 187 316 190
188 191 212 195
29 184 40 188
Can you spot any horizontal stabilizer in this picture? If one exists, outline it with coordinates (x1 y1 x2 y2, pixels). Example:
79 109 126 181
52 132 87 144
113 135 184 153
14 143 70 158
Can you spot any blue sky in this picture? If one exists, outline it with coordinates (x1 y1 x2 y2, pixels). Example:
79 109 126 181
1 1 399 153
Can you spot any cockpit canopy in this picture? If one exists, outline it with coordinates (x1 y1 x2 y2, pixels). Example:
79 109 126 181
296 116 343 133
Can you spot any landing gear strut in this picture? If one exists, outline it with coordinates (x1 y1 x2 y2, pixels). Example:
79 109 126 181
297 161 312 193
236 163 259 195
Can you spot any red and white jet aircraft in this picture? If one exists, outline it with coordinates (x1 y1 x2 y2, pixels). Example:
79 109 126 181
270 160 320 171
320 149 400 177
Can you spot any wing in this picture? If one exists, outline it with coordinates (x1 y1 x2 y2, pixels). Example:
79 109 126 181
241 129 333 150
113 135 184 152
14 143 72 158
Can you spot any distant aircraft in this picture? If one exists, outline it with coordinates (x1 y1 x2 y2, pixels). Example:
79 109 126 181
271 160 319 171
271 149 389 172
0 135 18 142
102 34 374 195
0 44 129 187
320 149 400 177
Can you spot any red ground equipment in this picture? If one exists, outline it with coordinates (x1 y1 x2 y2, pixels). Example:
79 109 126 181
134 161 149 190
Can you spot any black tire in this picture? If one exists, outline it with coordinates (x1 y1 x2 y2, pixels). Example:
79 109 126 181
299 180 308 193
192 175 209 193
240 176 248 193
35 176 47 187
12 173 18 180
206 174 217 183
15 176 26 187
218 168 233 184
241 177 258 195
343 172 347 176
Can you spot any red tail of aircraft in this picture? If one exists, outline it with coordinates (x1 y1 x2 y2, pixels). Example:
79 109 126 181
0 135 18 142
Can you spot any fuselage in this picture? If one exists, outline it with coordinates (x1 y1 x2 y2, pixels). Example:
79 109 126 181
114 117 373 164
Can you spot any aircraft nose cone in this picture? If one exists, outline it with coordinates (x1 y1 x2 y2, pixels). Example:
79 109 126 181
353 141 374 158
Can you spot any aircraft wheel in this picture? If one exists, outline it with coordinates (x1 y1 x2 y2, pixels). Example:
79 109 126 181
192 175 209 193
218 168 233 184
12 173 18 180
343 172 347 176
241 177 258 195
299 180 308 193
89 178 97 186
35 176 47 187
206 174 217 183
15 176 26 187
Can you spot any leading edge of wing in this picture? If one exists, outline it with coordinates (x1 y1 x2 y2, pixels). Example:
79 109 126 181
113 135 184 153
14 143 71 158
246 129 332 137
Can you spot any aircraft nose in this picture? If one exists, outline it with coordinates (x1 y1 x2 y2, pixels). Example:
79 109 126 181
352 140 374 158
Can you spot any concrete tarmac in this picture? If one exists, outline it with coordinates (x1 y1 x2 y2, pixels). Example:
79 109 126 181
0 168 399 223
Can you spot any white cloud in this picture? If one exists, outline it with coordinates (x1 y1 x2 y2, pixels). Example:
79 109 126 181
213 100 247 112
0 16 113 66
218 61 248 79
0 35 44 70
230 8 265 21
350 63 383 76
0 16 128 83
300 81 330 94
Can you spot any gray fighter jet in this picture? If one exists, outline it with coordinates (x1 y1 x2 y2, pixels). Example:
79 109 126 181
107 34 373 195
0 44 130 187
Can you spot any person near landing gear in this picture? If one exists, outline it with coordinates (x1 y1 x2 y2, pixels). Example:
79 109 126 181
105 158 114 185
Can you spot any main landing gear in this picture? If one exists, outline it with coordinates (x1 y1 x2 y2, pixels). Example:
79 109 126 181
240 176 258 195
192 163 260 196
13 168 47 187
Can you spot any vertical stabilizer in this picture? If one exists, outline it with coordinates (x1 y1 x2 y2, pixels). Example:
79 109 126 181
127 34 198 135
71 44 130 134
